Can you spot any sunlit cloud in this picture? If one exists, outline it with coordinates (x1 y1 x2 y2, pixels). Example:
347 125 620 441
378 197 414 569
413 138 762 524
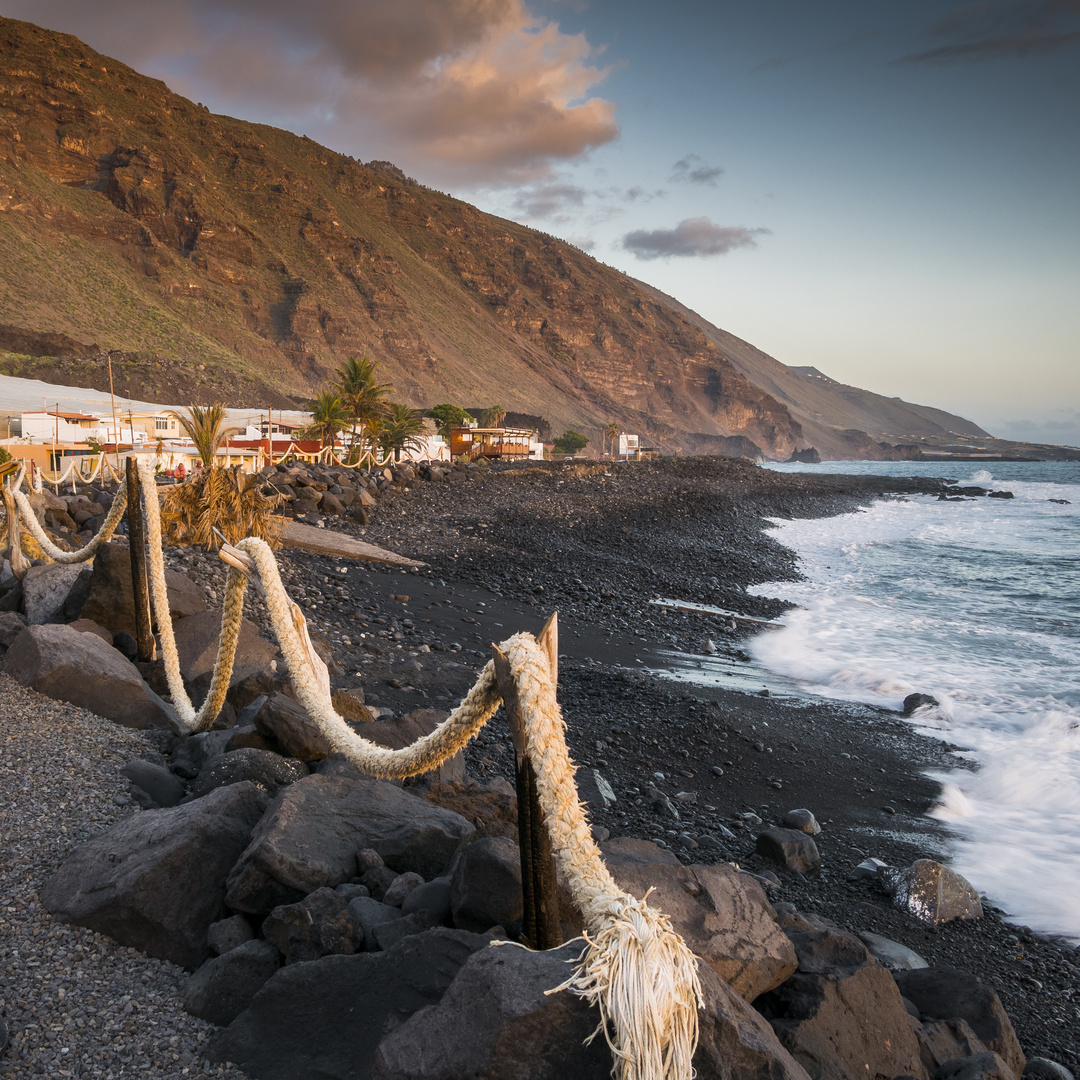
9 0 619 184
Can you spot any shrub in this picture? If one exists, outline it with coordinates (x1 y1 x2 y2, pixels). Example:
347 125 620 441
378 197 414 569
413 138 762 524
553 430 588 454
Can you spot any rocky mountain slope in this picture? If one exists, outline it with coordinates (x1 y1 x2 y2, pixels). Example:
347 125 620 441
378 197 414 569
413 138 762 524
633 280 989 459
0 16 984 459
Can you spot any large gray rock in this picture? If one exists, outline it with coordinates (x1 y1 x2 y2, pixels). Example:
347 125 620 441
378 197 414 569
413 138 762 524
600 836 681 867
183 939 281 1027
67 618 113 644
2 622 176 729
694 963 812 1080
371 940 612 1080
755 827 822 877
576 768 617 810
915 1018 989 1075
208 914 254 956
173 610 279 699
1024 1059 1075 1080
449 835 523 934
939 1053 1020 1080
888 859 983 925
80 541 207 636
757 962 927 1080
401 876 452 923
348 896 404 951
22 562 85 624
189 747 308 798
607 859 797 1002
209 928 491 1080
372 910 441 951
42 782 269 969
224 773 475 913
253 693 333 761
894 967 1025 1078
0 611 27 649
856 930 928 972
263 888 358 962
782 915 877 976
170 729 233 779
121 758 186 808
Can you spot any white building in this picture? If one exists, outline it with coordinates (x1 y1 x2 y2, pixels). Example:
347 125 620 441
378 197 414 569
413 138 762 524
19 410 107 444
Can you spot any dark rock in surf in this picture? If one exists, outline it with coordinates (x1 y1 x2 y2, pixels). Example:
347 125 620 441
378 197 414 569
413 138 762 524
902 693 939 716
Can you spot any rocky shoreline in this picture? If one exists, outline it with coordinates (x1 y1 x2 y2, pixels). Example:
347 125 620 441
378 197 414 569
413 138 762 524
1 455 1077 1077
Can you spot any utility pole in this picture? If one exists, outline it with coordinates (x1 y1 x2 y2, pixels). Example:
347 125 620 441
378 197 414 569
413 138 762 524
107 354 119 470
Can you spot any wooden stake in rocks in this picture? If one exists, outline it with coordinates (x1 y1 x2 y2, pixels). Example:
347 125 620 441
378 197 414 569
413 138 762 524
125 456 156 662
492 612 563 950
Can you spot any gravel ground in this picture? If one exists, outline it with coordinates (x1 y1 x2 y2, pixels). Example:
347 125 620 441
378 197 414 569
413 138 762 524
0 674 250 1080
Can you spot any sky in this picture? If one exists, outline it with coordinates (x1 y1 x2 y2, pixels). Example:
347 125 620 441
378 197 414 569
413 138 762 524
6 0 1080 444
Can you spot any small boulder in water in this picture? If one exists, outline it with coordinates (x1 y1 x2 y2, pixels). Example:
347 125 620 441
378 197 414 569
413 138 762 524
902 692 939 716
886 859 983 925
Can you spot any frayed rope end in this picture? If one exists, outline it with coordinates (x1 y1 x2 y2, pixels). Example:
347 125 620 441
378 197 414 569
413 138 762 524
550 896 702 1080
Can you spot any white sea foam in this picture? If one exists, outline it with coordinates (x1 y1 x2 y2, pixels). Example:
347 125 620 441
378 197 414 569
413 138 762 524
745 466 1080 939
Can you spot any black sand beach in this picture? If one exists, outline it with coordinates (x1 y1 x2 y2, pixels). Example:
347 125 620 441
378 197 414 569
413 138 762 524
231 456 1078 1069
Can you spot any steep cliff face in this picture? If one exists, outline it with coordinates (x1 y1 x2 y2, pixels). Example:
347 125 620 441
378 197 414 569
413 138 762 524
0 18 978 460
0 17 810 456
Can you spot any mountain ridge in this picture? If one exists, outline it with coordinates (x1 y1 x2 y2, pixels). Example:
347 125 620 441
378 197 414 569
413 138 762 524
0 16 986 459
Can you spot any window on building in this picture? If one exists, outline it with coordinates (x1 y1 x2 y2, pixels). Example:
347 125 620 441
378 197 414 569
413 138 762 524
155 418 169 431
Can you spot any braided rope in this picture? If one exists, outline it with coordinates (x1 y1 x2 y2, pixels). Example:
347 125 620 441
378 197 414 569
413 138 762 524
10 484 128 563
38 452 107 489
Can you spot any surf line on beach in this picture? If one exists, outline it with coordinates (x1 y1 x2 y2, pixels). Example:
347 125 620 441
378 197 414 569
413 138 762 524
743 462 1080 941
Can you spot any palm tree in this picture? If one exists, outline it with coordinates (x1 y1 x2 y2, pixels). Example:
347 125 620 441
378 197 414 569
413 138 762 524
376 404 428 460
163 403 281 549
335 355 394 452
605 422 622 457
482 404 507 428
304 392 351 448
172 404 231 468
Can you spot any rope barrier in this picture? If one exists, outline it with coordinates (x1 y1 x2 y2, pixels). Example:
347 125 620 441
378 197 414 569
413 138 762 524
1 458 702 1080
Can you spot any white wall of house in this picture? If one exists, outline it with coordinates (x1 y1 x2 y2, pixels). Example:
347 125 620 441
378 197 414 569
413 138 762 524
20 412 105 444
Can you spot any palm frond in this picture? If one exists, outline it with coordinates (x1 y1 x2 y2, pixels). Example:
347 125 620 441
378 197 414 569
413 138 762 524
160 466 283 549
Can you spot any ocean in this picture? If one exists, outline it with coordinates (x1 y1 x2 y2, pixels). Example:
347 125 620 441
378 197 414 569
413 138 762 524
748 460 1080 941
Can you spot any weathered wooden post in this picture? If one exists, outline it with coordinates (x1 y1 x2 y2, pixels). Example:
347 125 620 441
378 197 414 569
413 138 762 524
492 612 563 950
1 472 31 581
125 457 156 662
